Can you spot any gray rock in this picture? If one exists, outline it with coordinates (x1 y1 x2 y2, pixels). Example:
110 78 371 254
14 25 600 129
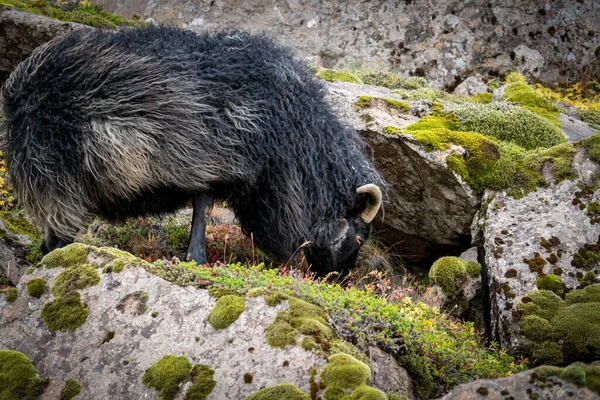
453 75 489 96
474 149 600 351
439 367 600 400
0 218 33 285
0 252 328 399
91 0 599 88
0 6 89 85
368 346 415 400
559 113 599 143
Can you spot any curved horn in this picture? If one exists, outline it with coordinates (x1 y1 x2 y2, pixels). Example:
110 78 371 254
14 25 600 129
356 184 382 223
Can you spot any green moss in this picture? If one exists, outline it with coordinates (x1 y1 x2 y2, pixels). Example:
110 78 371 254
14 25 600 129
100 331 115 345
184 364 216 400
536 274 562 293
553 302 600 360
473 93 493 104
517 290 563 321
152 311 159 318
206 295 245 329
524 253 547 274
571 237 600 270
243 373 253 384
587 202 600 224
505 269 518 278
1 287 19 303
0 0 142 29
349 385 387 400
300 337 320 352
565 284 600 304
536 362 600 395
247 287 268 297
244 384 310 400
321 353 371 396
428 256 468 297
41 292 89 331
521 315 555 342
503 82 561 124
354 96 410 112
40 244 89 269
329 339 369 364
387 393 409 400
393 87 442 101
264 291 288 306
51 264 100 297
0 211 38 236
578 108 600 127
530 341 564 365
60 379 81 400
356 71 428 90
143 355 192 400
315 68 363 84
265 297 332 349
579 132 600 164
0 350 48 400
454 103 565 150
465 260 482 277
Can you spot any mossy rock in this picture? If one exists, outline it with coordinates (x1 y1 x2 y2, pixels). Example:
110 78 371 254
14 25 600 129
1 287 19 303
320 353 386 400
536 362 600 395
206 295 245 329
244 384 310 400
428 256 468 297
143 355 192 400
26 278 46 298
0 350 48 400
40 244 89 269
184 364 216 400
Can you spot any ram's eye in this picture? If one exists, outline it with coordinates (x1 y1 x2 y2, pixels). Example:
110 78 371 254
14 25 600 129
356 236 364 246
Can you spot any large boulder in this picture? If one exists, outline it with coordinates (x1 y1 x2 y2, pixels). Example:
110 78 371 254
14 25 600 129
326 81 480 264
474 147 600 363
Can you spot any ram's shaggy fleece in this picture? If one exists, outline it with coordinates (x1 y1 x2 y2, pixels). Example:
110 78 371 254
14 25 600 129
2 26 381 267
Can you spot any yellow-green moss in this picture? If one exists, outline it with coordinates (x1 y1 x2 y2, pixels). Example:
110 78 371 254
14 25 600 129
244 384 310 400
265 297 332 349
354 96 410 112
578 108 600 127
206 295 245 329
428 256 468 297
247 287 268 297
355 71 428 90
184 364 216 400
465 260 482 277
0 211 38 236
315 68 363 84
300 337 320 352
1 287 19 303
264 291 288 306
565 284 600 304
40 292 89 331
0 350 48 400
60 379 81 400
579 132 600 164
320 353 385 400
393 87 443 101
51 264 100 297
503 82 561 125
40 244 89 269
329 338 369 364
143 355 192 400
473 93 493 104
535 274 562 293
454 103 565 150
26 278 46 298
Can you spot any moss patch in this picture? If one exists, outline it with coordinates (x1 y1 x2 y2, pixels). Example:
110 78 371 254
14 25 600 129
535 274 562 293
428 256 469 297
354 96 410 112
26 278 46 298
40 244 89 269
206 295 245 329
143 355 192 400
1 287 18 303
60 379 81 400
0 350 48 400
244 384 310 400
579 132 600 164
314 68 363 84
571 236 600 270
329 338 369 364
320 353 386 400
536 362 600 395
265 297 332 349
518 284 600 364
51 264 100 297
502 82 561 125
184 364 216 400
41 291 89 331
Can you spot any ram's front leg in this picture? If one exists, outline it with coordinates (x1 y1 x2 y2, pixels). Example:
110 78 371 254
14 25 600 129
186 192 214 264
